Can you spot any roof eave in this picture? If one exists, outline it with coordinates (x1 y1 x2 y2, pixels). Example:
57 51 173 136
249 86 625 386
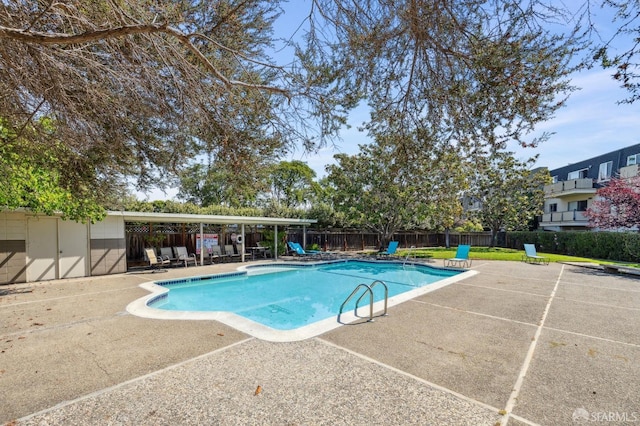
106 211 317 226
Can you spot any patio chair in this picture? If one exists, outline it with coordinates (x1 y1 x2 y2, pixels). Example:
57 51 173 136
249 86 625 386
522 244 550 265
159 247 177 265
224 244 242 262
144 248 170 269
173 246 198 267
443 245 471 268
210 245 229 263
376 241 399 259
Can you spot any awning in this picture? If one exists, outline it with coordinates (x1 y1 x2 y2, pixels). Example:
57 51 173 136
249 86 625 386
108 210 315 262
107 211 317 226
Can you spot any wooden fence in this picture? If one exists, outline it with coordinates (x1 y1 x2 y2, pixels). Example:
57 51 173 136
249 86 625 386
126 223 495 263
287 230 494 251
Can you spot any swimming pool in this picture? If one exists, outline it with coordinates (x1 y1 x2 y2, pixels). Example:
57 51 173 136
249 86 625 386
127 260 477 341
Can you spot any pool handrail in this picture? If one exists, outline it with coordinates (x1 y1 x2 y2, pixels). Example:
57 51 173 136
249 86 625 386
403 246 417 267
338 283 373 323
355 280 388 317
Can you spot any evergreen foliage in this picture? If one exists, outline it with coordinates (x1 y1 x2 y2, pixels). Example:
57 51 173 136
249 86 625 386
507 231 640 262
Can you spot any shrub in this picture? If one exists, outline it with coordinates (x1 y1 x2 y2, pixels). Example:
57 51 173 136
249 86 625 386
506 231 640 262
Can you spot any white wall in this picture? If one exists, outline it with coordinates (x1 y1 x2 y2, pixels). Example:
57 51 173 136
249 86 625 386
0 211 27 284
90 215 125 239
0 211 26 240
89 215 126 276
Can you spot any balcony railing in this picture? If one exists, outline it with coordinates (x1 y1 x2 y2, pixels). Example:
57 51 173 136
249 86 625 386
544 178 595 196
541 210 589 223
620 164 639 179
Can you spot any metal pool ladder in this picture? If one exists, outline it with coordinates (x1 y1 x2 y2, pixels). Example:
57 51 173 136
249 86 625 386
337 280 389 324
403 245 416 267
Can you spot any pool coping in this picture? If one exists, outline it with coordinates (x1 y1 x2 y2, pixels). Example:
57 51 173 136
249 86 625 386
126 260 478 342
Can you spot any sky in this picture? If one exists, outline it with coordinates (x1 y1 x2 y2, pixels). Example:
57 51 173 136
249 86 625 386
283 2 640 177
136 2 640 200
509 68 640 171
287 66 640 176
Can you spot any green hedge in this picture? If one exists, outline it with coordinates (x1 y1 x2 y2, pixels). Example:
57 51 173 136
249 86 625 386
506 231 640 262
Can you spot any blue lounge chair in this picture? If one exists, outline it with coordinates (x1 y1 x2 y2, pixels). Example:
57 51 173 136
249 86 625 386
376 241 399 259
288 242 340 260
522 244 550 265
444 245 471 268
287 242 322 260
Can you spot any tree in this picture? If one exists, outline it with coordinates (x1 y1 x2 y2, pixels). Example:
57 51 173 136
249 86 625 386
585 176 640 229
469 151 550 246
327 148 410 247
0 1 342 217
303 1 578 243
592 1 640 103
305 1 579 154
414 149 468 248
177 153 274 209
0 118 107 222
265 161 320 209
178 159 321 210
179 80 290 208
308 177 345 229
0 1 585 222
326 132 466 247
177 163 264 208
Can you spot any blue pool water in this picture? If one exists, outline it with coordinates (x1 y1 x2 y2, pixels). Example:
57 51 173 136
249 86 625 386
149 260 461 330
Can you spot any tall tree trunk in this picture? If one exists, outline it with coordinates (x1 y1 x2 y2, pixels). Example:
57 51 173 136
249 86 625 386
490 229 498 247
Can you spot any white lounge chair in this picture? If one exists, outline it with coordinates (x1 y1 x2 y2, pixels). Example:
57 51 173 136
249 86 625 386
224 244 242 262
145 248 170 269
210 245 230 263
159 247 176 265
173 246 198 267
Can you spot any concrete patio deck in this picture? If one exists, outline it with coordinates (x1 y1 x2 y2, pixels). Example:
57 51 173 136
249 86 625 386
1 260 638 425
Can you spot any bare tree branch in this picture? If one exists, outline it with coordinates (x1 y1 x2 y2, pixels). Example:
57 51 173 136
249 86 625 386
0 23 290 95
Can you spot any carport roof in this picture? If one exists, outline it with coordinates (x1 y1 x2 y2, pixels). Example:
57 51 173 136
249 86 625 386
107 210 317 226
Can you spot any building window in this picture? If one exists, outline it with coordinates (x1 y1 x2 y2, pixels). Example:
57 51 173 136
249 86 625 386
567 168 588 180
568 200 588 211
551 175 558 183
598 161 613 182
548 203 557 213
627 154 640 166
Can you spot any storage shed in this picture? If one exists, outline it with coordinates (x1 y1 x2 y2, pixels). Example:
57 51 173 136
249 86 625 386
0 210 316 284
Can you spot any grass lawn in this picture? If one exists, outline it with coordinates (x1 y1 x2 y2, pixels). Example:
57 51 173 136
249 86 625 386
395 246 627 265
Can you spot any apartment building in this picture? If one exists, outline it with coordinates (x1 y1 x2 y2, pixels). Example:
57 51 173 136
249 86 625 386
539 143 640 231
